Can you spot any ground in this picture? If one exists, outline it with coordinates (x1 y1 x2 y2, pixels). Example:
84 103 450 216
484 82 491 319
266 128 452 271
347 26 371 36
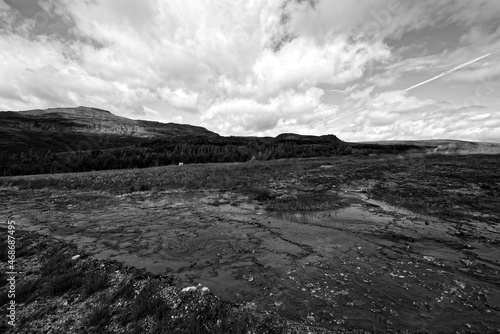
1 154 499 333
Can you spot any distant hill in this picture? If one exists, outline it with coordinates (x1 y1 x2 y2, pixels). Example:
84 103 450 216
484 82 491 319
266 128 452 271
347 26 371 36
360 139 500 155
275 133 342 142
0 106 218 153
0 110 355 175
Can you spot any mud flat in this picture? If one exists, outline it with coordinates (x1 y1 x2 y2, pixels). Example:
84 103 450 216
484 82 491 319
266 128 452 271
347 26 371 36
1 154 499 333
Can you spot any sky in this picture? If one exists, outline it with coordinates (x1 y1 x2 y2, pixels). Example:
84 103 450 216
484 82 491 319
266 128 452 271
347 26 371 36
1 0 499 142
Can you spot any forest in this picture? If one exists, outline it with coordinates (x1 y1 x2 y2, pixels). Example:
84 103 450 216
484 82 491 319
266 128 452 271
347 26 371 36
0 135 418 176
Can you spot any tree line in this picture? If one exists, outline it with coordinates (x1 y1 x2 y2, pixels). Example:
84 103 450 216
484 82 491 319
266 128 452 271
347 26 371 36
0 135 421 176
0 136 354 176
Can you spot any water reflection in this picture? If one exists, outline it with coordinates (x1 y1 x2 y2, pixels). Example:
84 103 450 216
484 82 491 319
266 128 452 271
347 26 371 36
275 206 366 222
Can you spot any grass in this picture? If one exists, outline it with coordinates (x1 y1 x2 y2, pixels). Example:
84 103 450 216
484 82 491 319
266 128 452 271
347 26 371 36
242 186 276 201
154 298 261 334
112 279 274 334
0 291 8 308
0 159 295 194
367 155 500 223
108 277 136 303
83 270 108 296
36 248 111 298
0 240 7 261
86 303 110 330
21 304 58 327
42 272 83 296
16 278 41 303
40 249 75 277
119 281 169 325
266 192 345 212
17 244 37 258
170 299 229 334
2 154 498 225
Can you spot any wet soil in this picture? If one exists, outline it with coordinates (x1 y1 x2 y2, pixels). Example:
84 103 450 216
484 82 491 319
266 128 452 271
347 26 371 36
1 155 500 333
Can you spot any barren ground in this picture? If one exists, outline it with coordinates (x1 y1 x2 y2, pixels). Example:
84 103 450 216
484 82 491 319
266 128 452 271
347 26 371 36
1 154 499 333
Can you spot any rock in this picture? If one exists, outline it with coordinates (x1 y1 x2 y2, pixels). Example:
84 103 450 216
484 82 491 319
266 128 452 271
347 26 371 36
389 309 399 317
71 255 80 261
181 286 197 293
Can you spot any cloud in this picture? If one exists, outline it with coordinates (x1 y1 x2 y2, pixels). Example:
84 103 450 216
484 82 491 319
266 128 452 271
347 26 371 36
445 53 500 83
367 55 440 87
201 98 280 134
386 55 439 72
156 87 199 113
201 87 338 135
348 85 375 100
1 0 499 142
252 36 390 96
284 0 500 43
0 1 392 104
338 91 500 142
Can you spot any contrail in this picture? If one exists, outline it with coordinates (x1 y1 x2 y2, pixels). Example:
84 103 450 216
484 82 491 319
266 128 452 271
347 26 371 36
327 107 364 124
327 51 497 124
405 51 496 91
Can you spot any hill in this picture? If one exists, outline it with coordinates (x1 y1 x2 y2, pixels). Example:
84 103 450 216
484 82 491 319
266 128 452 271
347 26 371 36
360 139 500 155
0 106 456 176
0 106 218 153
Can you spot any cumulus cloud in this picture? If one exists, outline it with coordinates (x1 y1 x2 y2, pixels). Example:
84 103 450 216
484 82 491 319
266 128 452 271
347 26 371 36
284 0 500 43
202 87 338 135
0 0 499 141
348 86 375 101
338 91 500 142
254 37 390 94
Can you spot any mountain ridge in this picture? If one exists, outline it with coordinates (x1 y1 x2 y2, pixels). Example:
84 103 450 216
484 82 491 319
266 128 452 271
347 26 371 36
0 106 218 152
2 106 497 155
5 106 218 137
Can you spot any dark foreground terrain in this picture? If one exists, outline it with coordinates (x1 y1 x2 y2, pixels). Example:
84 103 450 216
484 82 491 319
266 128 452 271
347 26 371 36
1 154 499 333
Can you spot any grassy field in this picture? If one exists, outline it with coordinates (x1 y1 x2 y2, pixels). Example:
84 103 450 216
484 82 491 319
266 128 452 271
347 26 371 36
2 154 498 223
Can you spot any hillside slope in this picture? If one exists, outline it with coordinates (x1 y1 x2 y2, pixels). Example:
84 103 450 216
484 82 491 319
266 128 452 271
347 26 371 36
0 106 218 153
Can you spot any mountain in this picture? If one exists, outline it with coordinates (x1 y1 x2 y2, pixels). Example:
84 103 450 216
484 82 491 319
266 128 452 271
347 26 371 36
0 106 218 153
0 109 354 176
